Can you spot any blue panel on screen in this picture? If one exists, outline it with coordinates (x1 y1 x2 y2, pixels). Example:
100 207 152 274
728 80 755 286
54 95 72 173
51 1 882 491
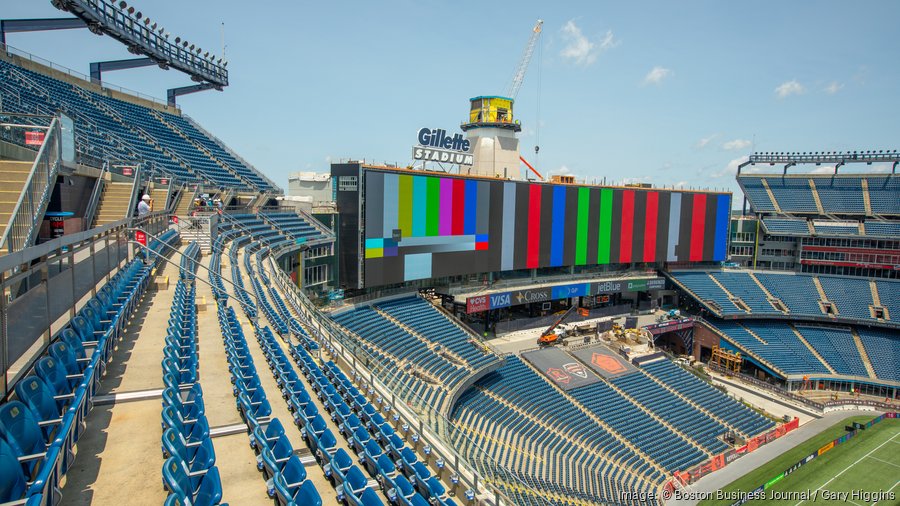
404 253 432 281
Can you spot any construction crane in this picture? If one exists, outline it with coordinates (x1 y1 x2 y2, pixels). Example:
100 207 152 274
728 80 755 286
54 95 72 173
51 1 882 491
537 303 578 346
505 19 543 100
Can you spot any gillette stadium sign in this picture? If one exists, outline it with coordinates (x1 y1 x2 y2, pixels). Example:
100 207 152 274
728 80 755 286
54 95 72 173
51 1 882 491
413 127 474 166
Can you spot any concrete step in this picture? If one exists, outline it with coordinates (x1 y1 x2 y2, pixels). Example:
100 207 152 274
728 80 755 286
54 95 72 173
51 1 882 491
0 172 31 184
0 161 34 174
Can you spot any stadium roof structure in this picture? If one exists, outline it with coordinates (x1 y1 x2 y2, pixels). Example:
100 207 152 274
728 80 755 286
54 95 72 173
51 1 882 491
739 150 900 174
1 0 228 105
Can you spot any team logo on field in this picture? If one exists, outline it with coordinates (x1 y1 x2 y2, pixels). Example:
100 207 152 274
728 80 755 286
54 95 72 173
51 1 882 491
546 368 571 384
592 353 626 374
563 362 588 379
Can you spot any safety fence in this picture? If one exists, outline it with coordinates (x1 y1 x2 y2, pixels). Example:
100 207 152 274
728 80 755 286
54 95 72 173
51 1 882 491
670 416 801 490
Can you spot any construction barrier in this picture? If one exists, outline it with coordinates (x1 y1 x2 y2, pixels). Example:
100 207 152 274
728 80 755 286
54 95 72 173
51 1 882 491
673 417 800 486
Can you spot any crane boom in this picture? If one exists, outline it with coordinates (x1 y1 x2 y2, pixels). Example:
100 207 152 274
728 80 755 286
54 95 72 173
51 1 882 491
505 19 543 100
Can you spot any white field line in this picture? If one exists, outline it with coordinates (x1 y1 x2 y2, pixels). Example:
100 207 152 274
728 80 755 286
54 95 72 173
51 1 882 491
794 433 899 506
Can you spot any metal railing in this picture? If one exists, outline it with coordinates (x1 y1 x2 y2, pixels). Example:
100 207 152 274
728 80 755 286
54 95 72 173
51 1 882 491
83 160 109 230
0 117 61 255
262 243 562 506
0 210 170 398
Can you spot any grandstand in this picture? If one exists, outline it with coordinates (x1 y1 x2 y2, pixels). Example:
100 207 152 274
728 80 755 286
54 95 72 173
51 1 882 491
1 4 897 506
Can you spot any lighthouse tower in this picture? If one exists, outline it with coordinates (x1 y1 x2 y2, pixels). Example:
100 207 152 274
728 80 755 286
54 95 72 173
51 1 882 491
460 96 522 179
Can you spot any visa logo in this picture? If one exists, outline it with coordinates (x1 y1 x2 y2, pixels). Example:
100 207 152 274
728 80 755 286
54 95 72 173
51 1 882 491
490 293 511 307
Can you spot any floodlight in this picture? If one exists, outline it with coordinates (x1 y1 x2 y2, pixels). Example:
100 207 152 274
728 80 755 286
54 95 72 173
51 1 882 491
175 37 181 44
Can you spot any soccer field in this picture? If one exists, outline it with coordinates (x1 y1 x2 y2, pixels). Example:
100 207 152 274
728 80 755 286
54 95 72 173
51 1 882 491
699 416 899 506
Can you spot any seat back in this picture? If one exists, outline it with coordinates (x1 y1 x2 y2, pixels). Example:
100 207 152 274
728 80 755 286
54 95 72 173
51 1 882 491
34 357 72 396
162 457 190 498
59 329 86 361
360 487 384 506
345 465 367 493
294 480 322 506
333 448 352 471
0 437 28 502
14 376 60 423
280 454 307 485
0 402 46 460
48 342 80 376
70 315 93 342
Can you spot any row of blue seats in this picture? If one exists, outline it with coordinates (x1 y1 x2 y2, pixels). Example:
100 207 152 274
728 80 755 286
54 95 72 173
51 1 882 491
0 59 275 190
640 360 775 437
609 372 731 453
288 333 459 506
0 229 179 504
375 298 498 371
450 357 659 504
671 271 899 328
161 273 226 506
217 305 322 505
180 242 201 282
226 232 461 506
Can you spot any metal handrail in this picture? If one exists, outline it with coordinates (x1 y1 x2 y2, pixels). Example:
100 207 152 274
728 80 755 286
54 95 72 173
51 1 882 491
125 164 143 222
0 117 61 254
84 160 109 229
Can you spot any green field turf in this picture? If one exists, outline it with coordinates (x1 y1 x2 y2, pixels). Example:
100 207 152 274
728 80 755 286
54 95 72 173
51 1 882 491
699 416 899 506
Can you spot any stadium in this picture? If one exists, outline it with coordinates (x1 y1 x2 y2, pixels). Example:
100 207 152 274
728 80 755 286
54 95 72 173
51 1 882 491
0 2 897 506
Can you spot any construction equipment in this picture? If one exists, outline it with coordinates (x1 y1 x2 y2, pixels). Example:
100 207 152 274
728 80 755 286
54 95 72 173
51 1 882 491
537 303 578 346
505 20 543 100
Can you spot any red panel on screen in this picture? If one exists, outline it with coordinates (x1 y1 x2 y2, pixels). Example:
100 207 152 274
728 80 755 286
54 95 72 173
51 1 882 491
527 184 541 268
452 178 465 235
690 194 707 261
644 192 658 262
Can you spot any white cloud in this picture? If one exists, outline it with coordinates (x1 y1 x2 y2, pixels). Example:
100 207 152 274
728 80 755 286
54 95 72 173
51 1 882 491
559 21 617 66
775 80 805 98
824 81 844 94
598 30 619 52
711 156 749 179
695 134 719 149
643 66 671 85
810 166 835 174
722 139 752 151
549 165 572 175
673 181 689 188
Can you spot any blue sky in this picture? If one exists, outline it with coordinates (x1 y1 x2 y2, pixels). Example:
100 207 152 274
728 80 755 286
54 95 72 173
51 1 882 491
4 1 899 198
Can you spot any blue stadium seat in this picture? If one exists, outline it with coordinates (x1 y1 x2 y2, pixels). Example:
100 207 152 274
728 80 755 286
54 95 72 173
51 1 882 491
162 457 224 506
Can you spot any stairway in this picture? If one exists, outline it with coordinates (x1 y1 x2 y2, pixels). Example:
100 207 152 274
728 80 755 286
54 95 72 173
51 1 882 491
861 178 873 215
94 182 134 226
748 272 788 313
869 281 890 320
759 179 782 213
808 180 825 214
0 161 35 241
371 306 473 372
150 186 169 213
850 328 878 379
173 189 195 216
788 325 837 374
811 277 838 316
738 322 768 345
706 273 749 312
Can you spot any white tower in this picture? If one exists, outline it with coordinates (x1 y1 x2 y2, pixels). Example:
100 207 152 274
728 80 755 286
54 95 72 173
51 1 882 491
460 96 522 179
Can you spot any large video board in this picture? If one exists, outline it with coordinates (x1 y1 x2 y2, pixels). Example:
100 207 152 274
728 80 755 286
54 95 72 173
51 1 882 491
361 169 730 288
